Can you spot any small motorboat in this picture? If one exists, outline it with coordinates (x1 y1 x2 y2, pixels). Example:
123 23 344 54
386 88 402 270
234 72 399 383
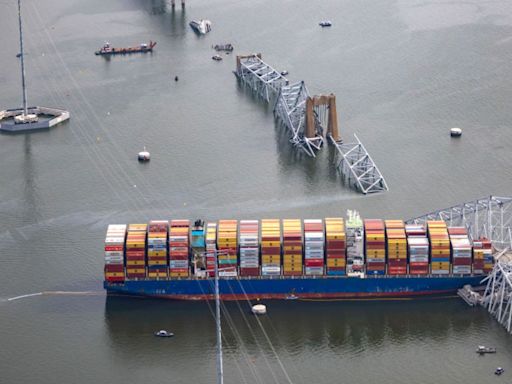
476 345 497 354
495 367 505 376
213 43 234 52
138 146 150 162
154 330 174 337
280 70 289 76
189 19 212 35
450 127 462 137
212 54 223 61
319 21 332 27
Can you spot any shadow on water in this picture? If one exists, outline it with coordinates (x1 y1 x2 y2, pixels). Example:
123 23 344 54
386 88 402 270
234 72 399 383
104 295 489 358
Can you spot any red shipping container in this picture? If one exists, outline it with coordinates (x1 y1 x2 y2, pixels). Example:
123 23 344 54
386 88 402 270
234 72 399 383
169 268 189 273
261 247 281 255
388 260 407 267
409 261 429 266
105 246 124 252
367 261 385 267
126 273 146 278
240 268 260 276
305 259 324 267
326 266 346 271
105 276 125 282
105 265 124 272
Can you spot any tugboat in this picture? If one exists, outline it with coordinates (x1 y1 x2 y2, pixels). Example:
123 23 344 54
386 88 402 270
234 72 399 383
476 346 497 354
154 330 174 338
189 19 212 35
95 41 156 55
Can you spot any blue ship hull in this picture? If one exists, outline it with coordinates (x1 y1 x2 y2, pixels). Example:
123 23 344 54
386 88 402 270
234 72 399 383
104 275 484 300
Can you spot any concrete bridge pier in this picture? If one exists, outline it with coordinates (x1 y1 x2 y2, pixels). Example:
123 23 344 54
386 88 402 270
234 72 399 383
171 0 185 9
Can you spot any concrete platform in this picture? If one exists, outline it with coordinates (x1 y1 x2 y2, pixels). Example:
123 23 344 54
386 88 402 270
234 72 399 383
0 106 70 133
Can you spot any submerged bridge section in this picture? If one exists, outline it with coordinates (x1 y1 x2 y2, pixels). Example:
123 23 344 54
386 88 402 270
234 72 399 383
482 255 512 334
329 134 388 194
407 196 512 251
235 53 387 194
410 195 512 334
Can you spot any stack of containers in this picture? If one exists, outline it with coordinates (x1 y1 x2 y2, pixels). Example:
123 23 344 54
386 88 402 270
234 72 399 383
217 220 238 277
191 220 206 271
364 219 386 275
205 222 218 277
125 223 147 278
147 220 168 279
385 220 407 275
405 224 429 275
304 219 325 275
473 238 493 274
346 210 364 274
261 219 282 276
239 220 260 276
104 224 126 282
448 227 472 275
325 218 346 276
282 219 303 276
427 221 451 275
169 220 190 277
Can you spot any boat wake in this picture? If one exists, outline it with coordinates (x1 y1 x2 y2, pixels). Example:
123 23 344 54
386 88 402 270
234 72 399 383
6 291 104 302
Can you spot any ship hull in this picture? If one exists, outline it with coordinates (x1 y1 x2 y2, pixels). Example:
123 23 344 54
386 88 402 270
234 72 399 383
104 275 483 301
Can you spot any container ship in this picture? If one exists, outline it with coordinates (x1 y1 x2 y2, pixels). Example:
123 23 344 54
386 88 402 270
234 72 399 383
103 212 492 300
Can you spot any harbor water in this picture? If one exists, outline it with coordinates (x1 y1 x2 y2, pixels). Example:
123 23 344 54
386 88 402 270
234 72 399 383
1 0 512 382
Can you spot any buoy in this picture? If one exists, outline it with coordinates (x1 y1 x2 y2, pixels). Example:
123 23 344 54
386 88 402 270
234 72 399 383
138 146 150 162
450 127 462 137
252 304 267 315
174 76 179 82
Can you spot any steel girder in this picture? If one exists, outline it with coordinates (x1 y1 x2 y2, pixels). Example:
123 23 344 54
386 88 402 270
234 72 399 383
235 55 288 103
273 81 323 157
407 196 512 250
330 134 388 194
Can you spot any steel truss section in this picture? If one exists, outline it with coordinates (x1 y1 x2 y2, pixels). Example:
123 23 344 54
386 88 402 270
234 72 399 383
481 257 512 333
330 134 388 194
235 54 288 102
274 81 323 157
406 196 512 251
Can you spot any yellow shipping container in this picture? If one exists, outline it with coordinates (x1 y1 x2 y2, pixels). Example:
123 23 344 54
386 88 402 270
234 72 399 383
126 260 145 266
148 251 167 257
105 272 124 277
327 258 346 267
431 262 450 270
170 272 189 277
283 245 302 251
126 268 146 274
148 260 167 266
262 255 281 263
148 271 168 278
128 224 148 232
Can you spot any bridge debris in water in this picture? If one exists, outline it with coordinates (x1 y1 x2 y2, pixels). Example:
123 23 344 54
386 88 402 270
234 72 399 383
235 53 387 194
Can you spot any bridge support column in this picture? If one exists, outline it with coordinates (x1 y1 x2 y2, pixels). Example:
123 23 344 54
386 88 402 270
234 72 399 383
328 94 340 142
305 97 315 139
